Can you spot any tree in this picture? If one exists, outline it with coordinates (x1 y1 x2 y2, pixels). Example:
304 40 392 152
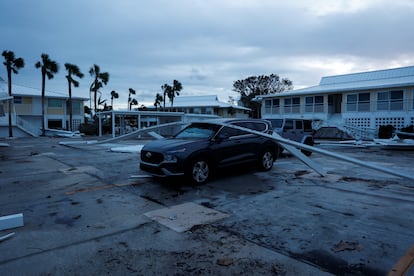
2 50 25 137
154 93 163 111
162 80 183 111
127 88 136 110
168 80 182 111
65 63 84 131
35 53 59 136
89 64 109 113
233 74 293 118
110 90 119 110
161 83 170 111
129 98 138 111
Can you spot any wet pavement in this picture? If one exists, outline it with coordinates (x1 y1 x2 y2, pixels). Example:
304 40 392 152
0 136 413 275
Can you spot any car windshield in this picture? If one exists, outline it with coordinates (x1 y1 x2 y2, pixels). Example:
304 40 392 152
175 123 220 139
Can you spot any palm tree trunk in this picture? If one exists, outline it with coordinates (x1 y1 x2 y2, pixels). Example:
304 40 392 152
68 80 73 131
93 79 98 112
41 72 46 136
163 92 166 111
7 69 13 137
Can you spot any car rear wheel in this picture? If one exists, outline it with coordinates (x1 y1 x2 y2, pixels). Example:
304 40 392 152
259 149 274 171
190 158 210 184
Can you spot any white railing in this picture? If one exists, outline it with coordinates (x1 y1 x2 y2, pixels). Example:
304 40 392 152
342 124 377 140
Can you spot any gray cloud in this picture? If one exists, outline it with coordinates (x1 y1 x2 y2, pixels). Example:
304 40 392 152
1 0 414 107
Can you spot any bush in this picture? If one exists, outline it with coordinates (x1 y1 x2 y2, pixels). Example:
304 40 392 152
378 125 394 139
79 123 98 135
399 125 414 139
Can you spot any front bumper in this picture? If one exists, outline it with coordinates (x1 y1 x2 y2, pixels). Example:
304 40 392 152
140 161 185 177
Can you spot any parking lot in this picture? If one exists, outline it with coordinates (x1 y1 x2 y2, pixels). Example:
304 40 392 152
1 137 413 275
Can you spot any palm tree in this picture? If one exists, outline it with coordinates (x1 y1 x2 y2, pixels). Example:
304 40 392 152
2 50 25 137
168 79 183 111
110 90 119 110
64 63 83 131
35 53 59 136
89 64 109 113
127 88 136 110
154 93 163 111
129 98 138 111
161 84 171 111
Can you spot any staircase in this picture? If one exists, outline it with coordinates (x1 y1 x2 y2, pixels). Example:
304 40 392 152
314 115 377 141
16 116 39 137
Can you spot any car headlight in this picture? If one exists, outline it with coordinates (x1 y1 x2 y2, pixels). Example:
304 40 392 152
164 154 178 162
164 148 185 162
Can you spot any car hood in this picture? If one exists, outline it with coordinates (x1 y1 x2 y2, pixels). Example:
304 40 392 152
142 138 206 152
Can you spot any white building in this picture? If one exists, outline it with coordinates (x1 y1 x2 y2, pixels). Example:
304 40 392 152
257 66 414 139
0 78 87 137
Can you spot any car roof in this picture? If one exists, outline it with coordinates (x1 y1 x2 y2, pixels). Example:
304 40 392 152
191 118 271 125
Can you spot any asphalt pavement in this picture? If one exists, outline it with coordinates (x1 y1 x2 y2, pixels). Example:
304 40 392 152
0 136 413 275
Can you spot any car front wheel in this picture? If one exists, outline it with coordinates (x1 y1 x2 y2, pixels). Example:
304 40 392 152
190 158 210 184
259 149 274 171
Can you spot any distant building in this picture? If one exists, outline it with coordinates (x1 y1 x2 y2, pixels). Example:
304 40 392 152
257 66 414 139
0 78 87 137
165 95 251 118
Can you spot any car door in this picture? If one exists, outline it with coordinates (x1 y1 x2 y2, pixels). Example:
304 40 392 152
210 126 256 168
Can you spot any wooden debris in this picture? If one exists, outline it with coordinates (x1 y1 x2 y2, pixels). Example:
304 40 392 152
216 258 234 266
388 244 414 276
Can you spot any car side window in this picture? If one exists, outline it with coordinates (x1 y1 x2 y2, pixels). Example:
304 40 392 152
233 121 267 132
284 120 293 130
218 126 248 139
295 120 303 131
304 120 312 131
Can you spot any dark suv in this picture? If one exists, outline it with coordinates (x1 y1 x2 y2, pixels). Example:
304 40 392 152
140 119 280 184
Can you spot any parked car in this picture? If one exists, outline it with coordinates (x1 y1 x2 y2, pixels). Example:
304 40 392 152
267 118 314 156
140 119 280 184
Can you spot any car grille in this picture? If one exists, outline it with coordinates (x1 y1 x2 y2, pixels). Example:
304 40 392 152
141 150 164 164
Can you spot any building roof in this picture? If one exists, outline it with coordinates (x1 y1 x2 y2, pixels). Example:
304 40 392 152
172 95 251 110
259 65 414 98
0 79 88 100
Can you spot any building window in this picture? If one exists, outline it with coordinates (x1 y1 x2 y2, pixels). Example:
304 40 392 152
264 99 280 114
265 100 271 114
67 101 81 114
305 96 324 113
48 99 63 108
14 96 22 104
377 90 403 111
48 119 63 129
346 93 370 112
284 97 300 113
272 99 280 114
205 107 213 114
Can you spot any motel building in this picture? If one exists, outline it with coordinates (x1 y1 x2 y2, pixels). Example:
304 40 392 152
257 65 414 139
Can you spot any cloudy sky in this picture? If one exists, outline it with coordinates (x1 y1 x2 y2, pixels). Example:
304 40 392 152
1 0 414 109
